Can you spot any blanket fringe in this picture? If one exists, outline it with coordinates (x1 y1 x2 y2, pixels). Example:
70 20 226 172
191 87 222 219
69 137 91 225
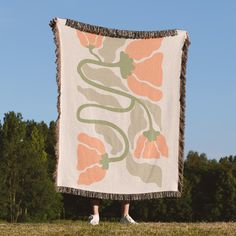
65 19 178 38
56 186 181 200
49 17 190 200
49 18 61 190
178 33 191 195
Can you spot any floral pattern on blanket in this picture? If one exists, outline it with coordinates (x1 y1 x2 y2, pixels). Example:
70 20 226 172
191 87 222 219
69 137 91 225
76 30 169 186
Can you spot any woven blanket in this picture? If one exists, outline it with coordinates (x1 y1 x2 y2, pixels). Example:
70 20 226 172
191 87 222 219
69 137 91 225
49 18 190 200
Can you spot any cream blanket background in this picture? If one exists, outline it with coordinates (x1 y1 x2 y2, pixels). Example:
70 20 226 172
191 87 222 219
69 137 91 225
50 18 190 200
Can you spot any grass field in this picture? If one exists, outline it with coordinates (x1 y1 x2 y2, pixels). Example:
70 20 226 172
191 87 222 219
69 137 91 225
0 220 236 235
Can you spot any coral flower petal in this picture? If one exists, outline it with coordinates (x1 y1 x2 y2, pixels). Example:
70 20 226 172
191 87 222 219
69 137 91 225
125 38 163 60
78 166 106 185
86 32 97 45
133 53 163 87
94 35 103 48
77 133 105 154
143 140 160 159
127 75 163 101
77 144 101 171
134 135 146 158
76 30 89 47
156 134 168 157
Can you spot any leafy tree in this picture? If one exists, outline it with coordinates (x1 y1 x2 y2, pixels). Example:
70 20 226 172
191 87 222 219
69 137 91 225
0 112 26 222
164 177 193 222
45 121 57 180
216 157 236 221
0 112 62 222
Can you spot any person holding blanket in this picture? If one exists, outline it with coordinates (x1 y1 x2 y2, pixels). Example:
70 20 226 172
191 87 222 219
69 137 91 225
88 199 137 225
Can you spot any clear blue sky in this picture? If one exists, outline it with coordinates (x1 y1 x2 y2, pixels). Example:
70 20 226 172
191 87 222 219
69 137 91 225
0 1 235 160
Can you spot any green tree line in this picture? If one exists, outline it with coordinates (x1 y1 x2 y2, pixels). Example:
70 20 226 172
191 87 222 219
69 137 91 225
0 112 235 222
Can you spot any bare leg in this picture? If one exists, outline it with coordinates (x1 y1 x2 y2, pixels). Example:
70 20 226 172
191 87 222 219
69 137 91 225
120 200 137 223
121 200 130 217
89 198 100 225
90 199 100 215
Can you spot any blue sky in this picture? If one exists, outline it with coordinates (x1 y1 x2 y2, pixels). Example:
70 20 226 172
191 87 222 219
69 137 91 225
0 1 235 160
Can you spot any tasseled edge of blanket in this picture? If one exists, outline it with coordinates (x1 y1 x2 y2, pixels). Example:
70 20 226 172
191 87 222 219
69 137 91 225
178 33 191 196
49 18 61 190
56 186 181 200
65 18 178 38
49 17 191 200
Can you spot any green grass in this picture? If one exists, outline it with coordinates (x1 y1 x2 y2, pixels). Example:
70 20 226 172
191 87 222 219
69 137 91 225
0 220 236 236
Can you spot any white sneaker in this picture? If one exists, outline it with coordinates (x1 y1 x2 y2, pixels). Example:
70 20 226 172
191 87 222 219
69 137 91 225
88 214 99 225
120 214 138 224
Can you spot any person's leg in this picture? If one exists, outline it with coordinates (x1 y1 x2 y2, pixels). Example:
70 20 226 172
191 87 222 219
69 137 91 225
88 198 100 225
120 200 138 224
91 198 100 216
121 200 130 217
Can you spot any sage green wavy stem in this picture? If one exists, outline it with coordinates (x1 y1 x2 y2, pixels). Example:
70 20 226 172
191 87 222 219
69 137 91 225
77 100 134 163
77 57 157 163
89 46 102 62
77 59 137 163
77 59 155 131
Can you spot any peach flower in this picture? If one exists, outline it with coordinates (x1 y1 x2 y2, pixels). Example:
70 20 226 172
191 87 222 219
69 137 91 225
120 38 164 101
76 132 108 185
134 132 168 159
76 30 103 48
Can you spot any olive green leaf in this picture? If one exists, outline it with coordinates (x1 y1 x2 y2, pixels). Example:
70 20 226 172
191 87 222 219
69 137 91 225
77 85 122 107
119 52 135 79
126 152 162 187
95 124 123 155
128 102 147 149
98 37 126 62
141 99 162 130
82 64 129 92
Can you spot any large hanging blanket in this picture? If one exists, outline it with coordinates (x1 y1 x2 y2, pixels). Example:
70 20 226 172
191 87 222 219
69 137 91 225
49 18 190 200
